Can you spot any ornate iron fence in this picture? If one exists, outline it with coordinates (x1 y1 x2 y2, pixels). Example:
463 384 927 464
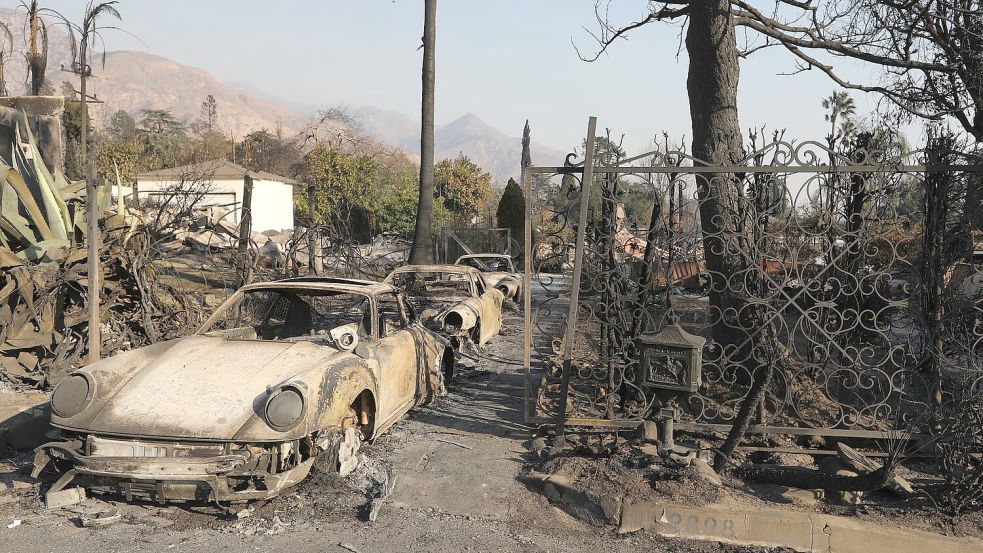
522 117 983 439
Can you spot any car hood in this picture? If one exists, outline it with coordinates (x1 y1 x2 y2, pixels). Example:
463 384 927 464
64 335 344 440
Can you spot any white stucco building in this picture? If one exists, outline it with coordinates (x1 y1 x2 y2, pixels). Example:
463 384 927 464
134 160 296 232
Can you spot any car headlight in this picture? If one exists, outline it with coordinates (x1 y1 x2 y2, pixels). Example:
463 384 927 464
264 386 305 431
51 374 92 417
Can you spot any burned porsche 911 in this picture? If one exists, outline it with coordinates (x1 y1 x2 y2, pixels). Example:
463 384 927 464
32 278 452 505
384 264 502 351
455 253 523 302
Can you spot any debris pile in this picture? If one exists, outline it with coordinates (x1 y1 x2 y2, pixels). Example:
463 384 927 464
523 423 941 531
0 102 228 386
0 241 149 386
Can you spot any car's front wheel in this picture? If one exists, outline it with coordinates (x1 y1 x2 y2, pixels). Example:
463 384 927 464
336 425 361 476
313 401 367 476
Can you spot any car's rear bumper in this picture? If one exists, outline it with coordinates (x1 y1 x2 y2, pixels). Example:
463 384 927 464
33 439 314 503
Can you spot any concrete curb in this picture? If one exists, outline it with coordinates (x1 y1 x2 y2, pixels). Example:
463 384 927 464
618 499 983 553
526 466 983 552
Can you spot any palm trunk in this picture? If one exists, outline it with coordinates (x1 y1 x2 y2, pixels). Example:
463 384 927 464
409 0 437 264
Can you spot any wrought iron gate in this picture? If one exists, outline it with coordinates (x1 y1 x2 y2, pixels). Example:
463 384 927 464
522 116 983 439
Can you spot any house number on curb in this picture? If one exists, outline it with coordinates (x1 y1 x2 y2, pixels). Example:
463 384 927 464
663 511 738 539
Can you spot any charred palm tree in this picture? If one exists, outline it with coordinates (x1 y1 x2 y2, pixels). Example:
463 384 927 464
409 0 436 264
19 1 61 95
0 23 13 97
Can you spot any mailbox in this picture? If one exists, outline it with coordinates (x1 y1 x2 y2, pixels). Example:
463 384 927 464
636 323 705 393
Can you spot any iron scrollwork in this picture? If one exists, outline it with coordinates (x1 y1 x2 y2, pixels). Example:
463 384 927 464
527 132 983 435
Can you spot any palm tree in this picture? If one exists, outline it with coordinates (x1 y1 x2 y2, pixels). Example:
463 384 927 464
22 1 49 95
0 22 13 97
821 91 857 146
409 0 436 264
19 1 71 96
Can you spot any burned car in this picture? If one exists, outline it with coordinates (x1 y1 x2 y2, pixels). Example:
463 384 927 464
455 253 523 302
384 264 503 350
32 278 453 505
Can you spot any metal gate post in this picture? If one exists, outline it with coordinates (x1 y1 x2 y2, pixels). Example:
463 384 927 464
523 158 533 420
556 116 598 444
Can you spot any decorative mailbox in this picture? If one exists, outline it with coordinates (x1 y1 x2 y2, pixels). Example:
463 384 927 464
636 323 705 393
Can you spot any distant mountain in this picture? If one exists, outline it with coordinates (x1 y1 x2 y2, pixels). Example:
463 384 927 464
71 51 310 138
0 8 305 137
0 8 565 183
354 107 566 184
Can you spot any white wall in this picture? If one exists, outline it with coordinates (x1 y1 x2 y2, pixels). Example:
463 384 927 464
250 179 295 232
134 177 294 232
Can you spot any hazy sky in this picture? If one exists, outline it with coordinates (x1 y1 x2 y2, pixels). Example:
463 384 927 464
23 1 897 156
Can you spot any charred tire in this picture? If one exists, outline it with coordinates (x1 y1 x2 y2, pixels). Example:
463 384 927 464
470 323 481 348
441 347 455 383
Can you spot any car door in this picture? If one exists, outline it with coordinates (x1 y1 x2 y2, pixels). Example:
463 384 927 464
363 291 418 421
471 272 503 343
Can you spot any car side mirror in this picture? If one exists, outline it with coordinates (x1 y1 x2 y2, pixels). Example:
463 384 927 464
329 326 359 352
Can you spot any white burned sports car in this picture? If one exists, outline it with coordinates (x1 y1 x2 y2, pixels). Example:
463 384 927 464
384 264 503 350
32 278 453 505
455 254 523 302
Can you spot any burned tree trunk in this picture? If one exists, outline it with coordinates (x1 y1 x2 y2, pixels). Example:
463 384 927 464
685 0 775 472
686 0 754 351
738 464 891 492
237 173 253 287
922 136 954 427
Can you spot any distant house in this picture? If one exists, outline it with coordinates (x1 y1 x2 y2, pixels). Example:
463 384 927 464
134 160 296 232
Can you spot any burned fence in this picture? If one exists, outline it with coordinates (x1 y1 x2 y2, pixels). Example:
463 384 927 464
522 117 983 440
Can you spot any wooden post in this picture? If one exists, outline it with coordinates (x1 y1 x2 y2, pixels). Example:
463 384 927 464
556 116 598 444
522 152 533 421
307 182 317 274
79 48 100 364
238 173 253 286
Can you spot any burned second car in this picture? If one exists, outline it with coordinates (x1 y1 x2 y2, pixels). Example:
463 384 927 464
32 278 453 505
384 264 503 351
455 253 523 302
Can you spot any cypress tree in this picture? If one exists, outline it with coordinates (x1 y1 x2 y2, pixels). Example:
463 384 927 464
496 177 525 251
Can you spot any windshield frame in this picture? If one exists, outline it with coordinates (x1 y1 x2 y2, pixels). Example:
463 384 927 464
456 255 516 273
196 284 378 338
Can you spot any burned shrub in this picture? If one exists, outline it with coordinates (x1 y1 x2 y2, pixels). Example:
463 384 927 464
933 386 983 515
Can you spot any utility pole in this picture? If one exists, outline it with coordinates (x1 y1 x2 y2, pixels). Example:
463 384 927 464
62 51 102 363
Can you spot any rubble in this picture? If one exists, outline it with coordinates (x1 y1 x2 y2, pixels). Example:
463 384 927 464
44 487 85 509
78 510 122 527
689 458 721 487
836 443 913 497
